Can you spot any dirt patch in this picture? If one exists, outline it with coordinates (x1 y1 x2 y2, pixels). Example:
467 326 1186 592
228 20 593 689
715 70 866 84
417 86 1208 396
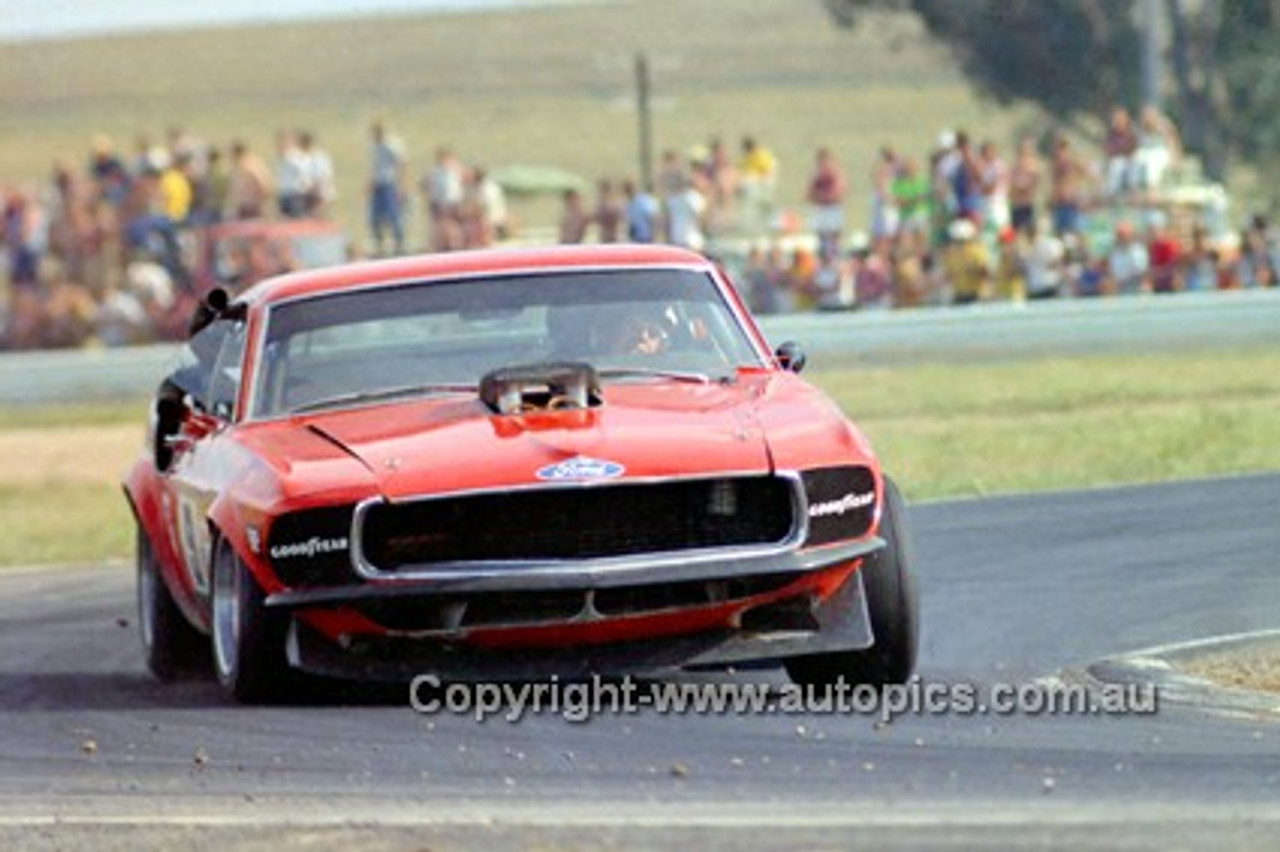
1180 640 1280 695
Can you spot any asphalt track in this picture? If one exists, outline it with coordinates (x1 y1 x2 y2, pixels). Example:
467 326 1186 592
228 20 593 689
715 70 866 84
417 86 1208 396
1 474 1278 850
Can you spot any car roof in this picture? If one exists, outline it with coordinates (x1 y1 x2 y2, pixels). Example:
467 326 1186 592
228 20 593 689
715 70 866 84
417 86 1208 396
237 244 715 307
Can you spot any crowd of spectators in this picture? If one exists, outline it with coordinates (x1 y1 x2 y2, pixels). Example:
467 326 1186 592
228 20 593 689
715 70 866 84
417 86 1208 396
1 126 339 350
4 109 1278 351
363 123 512 257
548 135 779 254
526 110 1275 314
727 108 1278 314
360 125 779 257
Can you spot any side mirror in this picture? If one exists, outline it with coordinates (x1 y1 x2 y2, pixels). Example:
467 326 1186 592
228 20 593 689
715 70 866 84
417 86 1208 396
775 341 806 373
187 287 230 337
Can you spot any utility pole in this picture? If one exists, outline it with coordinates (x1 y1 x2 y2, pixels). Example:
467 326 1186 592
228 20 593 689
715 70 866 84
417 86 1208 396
1139 0 1162 108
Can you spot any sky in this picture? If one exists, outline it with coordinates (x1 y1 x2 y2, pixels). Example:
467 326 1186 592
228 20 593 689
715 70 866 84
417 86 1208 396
2 0 573 42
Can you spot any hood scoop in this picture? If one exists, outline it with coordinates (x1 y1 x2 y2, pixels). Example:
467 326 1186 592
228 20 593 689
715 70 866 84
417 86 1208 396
480 362 602 416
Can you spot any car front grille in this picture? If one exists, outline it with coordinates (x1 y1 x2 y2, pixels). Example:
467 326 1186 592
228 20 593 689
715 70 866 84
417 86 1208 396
359 475 797 573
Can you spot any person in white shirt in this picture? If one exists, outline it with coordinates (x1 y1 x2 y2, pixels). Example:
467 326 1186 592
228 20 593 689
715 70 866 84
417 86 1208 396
423 147 464 252
1022 221 1065 299
298 131 336 217
1106 221 1149 295
665 178 707 252
274 130 310 218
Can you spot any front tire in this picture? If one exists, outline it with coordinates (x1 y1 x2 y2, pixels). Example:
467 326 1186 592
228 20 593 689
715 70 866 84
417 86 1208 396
785 474 919 688
211 538 290 703
137 526 205 680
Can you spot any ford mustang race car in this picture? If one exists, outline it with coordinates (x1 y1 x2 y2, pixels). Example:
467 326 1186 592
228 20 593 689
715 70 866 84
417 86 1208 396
123 244 918 702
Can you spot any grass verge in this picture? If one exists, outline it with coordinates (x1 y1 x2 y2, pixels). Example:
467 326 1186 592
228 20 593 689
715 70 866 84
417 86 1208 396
1 347 1278 566
815 347 1280 499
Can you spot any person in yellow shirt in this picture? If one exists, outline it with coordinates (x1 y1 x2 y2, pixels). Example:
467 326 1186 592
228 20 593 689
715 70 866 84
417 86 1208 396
786 247 819 311
738 136 778 224
158 153 193 224
942 217 990 305
739 136 777 183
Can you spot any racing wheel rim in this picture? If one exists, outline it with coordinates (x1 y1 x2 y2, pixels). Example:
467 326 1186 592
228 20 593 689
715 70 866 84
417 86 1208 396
137 540 157 652
211 544 242 680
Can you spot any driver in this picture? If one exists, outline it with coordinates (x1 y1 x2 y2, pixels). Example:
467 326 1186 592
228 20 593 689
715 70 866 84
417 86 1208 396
592 304 671 356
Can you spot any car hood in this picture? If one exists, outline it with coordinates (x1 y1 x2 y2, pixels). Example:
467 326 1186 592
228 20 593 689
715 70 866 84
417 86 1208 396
302 380 777 500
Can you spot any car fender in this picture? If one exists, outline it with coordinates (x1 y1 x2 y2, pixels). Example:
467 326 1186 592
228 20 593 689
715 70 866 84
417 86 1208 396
206 493 282 598
122 457 210 632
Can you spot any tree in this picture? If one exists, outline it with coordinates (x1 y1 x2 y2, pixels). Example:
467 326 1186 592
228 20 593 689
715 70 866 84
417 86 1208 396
824 0 1142 138
825 0 1280 186
1211 0 1280 165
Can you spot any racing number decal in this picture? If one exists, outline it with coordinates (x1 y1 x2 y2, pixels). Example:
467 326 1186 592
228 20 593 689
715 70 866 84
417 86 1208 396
176 494 212 595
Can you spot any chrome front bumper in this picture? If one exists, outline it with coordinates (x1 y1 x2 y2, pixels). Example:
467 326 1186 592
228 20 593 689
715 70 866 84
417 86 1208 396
265 536 883 608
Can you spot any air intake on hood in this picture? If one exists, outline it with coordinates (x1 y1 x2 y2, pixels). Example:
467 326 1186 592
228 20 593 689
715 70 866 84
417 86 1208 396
479 362 602 415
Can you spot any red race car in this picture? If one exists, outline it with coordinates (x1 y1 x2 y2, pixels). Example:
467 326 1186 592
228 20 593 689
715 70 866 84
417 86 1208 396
123 244 918 702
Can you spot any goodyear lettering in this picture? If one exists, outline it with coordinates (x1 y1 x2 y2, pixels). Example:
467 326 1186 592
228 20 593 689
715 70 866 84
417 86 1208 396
269 536 349 559
808 491 874 518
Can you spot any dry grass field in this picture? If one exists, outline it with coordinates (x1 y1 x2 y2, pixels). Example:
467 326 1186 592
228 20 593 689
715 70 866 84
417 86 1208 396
0 0 1046 246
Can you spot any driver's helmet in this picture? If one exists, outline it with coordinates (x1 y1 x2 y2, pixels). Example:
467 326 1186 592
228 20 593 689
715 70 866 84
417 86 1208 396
548 302 673 359
588 302 673 356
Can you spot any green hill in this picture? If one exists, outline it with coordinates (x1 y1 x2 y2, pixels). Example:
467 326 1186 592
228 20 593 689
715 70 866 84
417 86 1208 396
0 0 1040 247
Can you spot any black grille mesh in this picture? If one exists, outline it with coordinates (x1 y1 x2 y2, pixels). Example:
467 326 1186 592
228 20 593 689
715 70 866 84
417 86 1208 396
361 476 795 571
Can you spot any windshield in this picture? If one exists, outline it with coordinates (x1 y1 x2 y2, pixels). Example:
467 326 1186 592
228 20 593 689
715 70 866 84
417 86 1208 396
251 268 764 417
